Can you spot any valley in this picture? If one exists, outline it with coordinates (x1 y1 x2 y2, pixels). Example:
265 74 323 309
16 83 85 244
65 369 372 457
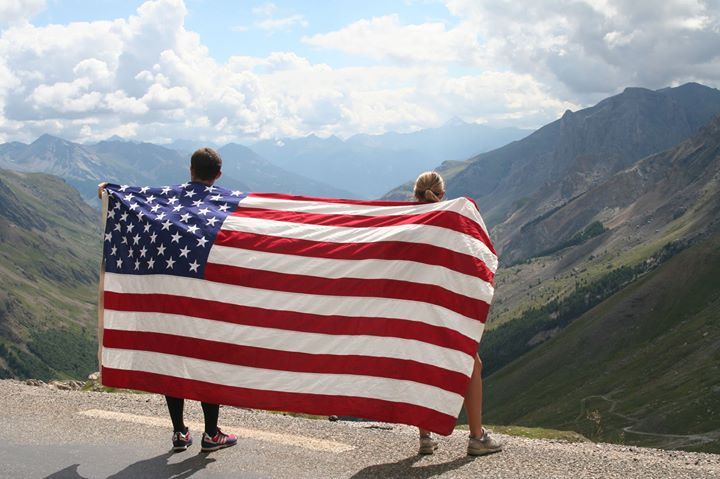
1 81 718 454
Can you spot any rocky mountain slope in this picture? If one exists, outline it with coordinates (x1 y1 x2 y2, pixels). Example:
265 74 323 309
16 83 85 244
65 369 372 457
385 83 720 227
0 136 348 203
0 169 100 380
473 115 720 452
458 83 720 231
503 113 720 261
380 83 720 453
483 233 720 454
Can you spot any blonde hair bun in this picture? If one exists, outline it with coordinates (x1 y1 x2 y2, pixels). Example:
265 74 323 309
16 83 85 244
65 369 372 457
414 171 445 203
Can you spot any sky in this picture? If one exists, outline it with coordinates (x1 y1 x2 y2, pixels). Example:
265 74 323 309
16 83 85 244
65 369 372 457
0 0 719 144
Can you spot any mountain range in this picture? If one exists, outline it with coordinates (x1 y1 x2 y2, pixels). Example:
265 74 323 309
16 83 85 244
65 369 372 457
0 119 527 202
475 115 720 451
0 136 352 203
0 82 718 453
385 83 720 230
250 120 530 198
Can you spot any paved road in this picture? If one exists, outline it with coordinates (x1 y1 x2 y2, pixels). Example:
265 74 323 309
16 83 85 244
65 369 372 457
0 380 718 478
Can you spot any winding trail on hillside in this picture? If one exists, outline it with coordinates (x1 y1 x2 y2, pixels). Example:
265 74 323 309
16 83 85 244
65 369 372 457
577 394 720 449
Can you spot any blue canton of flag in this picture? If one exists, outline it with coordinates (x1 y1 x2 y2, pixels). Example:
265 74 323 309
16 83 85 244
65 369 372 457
102 182 246 278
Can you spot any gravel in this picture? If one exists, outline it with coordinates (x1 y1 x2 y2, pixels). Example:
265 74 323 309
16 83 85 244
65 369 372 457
1 379 718 478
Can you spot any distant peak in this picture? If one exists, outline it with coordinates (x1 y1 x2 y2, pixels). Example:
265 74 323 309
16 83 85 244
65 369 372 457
31 133 66 145
219 142 250 151
668 81 717 93
444 116 467 127
621 86 653 95
673 81 706 89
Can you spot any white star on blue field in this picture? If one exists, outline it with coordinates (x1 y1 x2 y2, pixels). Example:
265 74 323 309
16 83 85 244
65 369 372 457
103 183 245 277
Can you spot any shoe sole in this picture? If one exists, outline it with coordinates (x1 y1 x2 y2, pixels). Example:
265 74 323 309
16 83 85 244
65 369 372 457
418 443 439 455
467 447 502 457
172 441 192 452
201 442 237 452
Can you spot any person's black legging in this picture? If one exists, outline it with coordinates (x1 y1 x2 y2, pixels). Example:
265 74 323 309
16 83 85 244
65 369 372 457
165 395 219 436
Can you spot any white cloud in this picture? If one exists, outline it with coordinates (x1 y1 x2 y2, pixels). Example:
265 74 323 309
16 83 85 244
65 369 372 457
444 0 720 96
73 58 113 82
252 3 278 17
141 83 192 109
0 0 45 25
0 0 717 145
30 78 102 113
303 15 481 65
0 0 581 145
303 1 720 101
250 3 307 32
255 14 308 31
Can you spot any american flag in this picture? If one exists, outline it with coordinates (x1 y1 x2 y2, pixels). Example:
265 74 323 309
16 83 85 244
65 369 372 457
99 182 497 435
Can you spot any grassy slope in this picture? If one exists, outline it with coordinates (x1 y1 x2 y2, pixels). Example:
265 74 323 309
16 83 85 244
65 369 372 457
482 234 720 453
0 170 100 380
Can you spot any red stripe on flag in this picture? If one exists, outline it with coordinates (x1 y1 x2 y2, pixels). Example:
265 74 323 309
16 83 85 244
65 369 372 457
101 367 459 435
204 263 491 322
104 292 477 355
231 207 495 254
213 231 495 284
103 329 470 394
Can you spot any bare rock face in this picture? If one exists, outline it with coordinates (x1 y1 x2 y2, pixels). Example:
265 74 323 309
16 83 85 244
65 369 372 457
24 379 46 387
446 83 720 234
49 380 85 390
502 111 720 262
24 379 87 390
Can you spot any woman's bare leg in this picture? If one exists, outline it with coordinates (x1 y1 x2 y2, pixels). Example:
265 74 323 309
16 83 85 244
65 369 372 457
418 355 483 441
464 354 484 437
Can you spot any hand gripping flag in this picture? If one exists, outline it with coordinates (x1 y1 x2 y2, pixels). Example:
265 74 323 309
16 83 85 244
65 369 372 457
99 182 497 435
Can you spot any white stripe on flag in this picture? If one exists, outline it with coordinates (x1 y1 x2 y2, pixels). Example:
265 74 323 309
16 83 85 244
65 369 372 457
207 245 495 303
104 310 474 374
241 196 490 235
103 273 486 341
221 216 498 273
102 348 464 416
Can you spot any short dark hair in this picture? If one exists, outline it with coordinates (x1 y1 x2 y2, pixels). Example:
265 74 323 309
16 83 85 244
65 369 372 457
191 147 222 181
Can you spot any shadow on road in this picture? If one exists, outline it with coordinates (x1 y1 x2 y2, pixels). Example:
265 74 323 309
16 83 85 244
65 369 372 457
45 464 86 479
350 454 474 478
44 452 216 479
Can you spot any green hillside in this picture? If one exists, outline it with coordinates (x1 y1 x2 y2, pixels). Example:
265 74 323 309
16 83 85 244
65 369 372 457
482 234 720 453
0 169 100 380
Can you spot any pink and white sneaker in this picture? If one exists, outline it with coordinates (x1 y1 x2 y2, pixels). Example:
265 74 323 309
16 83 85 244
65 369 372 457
201 428 238 452
172 428 193 452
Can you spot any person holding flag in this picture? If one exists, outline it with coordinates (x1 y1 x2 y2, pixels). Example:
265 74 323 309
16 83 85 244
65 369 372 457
97 155 498 452
98 147 238 453
412 171 503 457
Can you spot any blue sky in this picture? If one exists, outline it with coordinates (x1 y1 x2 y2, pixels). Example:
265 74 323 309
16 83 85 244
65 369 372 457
35 1 456 63
1 0 718 143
